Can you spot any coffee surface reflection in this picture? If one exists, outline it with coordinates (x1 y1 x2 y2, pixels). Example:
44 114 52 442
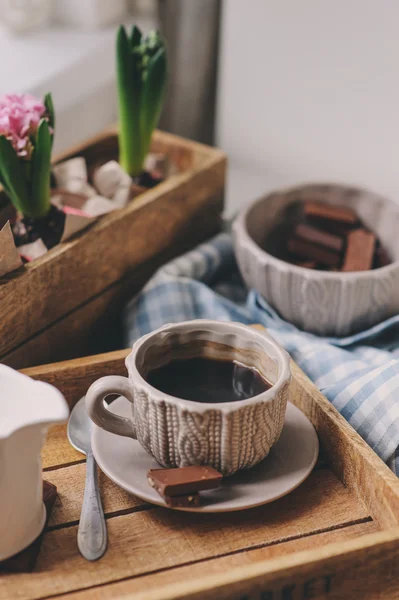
146 357 272 403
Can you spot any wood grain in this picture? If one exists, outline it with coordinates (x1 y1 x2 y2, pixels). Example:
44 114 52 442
26 349 130 410
150 528 399 600
42 425 82 470
55 125 209 171
15 331 399 600
44 462 363 531
0 469 370 600
28 337 399 526
28 340 399 524
0 127 226 365
46 463 146 527
3 207 220 369
251 325 399 529
290 360 399 529
59 521 380 600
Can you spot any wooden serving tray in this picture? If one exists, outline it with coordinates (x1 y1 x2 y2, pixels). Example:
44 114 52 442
4 340 399 600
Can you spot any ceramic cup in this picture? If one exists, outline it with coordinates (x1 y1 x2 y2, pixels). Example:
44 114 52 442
86 320 291 476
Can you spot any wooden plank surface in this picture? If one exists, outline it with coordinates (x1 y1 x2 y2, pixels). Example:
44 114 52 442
151 528 399 600
46 464 146 528
43 422 331 475
14 339 399 600
28 344 399 527
27 350 130 410
3 204 221 369
0 469 371 600
0 128 225 360
59 521 380 600
290 360 399 529
42 424 82 470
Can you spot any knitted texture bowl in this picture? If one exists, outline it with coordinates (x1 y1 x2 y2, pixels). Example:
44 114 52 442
233 184 399 336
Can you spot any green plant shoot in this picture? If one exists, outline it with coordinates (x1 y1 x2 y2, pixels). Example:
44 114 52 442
116 25 168 177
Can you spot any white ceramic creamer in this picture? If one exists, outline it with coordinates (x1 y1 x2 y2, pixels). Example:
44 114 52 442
0 365 69 560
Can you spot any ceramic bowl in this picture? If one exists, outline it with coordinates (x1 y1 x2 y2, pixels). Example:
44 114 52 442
233 184 399 336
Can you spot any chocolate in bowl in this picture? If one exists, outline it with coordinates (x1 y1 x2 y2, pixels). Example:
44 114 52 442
233 183 399 336
263 199 391 272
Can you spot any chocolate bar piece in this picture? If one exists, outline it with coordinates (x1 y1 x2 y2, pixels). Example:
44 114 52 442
164 493 200 507
147 466 223 497
342 229 376 272
295 223 344 253
287 238 341 267
374 245 391 268
304 201 359 226
292 259 318 269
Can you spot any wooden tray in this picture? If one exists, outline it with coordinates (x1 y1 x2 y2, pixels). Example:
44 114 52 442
4 341 399 600
0 127 225 369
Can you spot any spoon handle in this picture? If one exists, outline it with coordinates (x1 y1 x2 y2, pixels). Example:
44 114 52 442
77 450 107 561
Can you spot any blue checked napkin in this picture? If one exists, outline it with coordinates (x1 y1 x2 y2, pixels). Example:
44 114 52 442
124 232 399 475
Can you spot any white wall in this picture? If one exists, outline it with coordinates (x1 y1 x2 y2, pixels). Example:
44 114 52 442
217 0 399 207
0 11 156 154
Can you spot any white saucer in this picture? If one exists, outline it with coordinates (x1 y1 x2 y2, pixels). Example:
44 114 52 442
92 397 319 513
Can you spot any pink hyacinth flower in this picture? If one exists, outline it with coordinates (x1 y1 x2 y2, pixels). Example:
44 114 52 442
0 93 46 158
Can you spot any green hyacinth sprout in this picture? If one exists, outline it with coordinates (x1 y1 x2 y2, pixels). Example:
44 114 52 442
116 25 168 177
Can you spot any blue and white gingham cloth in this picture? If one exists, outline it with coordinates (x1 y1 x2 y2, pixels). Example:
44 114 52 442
124 232 399 475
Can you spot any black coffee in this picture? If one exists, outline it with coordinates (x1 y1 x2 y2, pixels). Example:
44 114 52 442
146 357 272 403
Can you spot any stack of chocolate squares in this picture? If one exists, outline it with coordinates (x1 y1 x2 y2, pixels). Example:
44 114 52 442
147 466 223 507
284 201 391 271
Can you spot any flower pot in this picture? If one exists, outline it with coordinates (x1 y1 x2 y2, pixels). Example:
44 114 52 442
0 126 226 368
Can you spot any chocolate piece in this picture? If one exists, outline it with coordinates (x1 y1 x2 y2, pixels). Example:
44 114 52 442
164 493 200 507
307 220 355 238
304 201 359 226
295 223 344 253
287 238 341 267
374 245 391 268
147 466 222 497
342 229 376 272
291 259 318 269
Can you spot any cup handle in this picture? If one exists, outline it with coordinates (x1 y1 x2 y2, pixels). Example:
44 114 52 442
86 376 136 439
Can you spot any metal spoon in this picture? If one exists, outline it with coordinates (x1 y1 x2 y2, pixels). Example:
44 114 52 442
67 396 107 561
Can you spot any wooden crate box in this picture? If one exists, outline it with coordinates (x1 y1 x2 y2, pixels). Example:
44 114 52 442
0 127 226 369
